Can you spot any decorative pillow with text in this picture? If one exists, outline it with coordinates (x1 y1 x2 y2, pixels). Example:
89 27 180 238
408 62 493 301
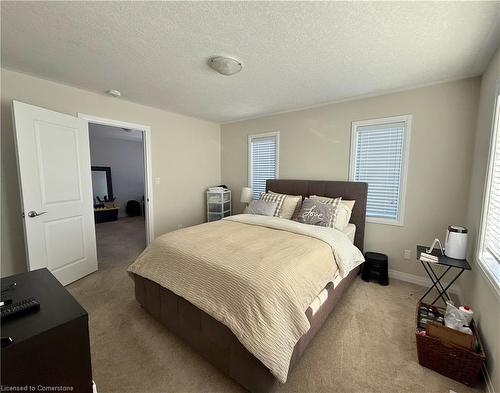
295 197 341 228
310 195 355 230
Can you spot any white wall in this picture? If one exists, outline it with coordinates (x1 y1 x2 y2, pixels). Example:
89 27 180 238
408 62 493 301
1 68 221 277
221 78 480 279
89 129 145 217
459 48 500 393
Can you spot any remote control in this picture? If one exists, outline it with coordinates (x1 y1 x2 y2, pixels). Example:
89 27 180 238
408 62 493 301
1 297 40 321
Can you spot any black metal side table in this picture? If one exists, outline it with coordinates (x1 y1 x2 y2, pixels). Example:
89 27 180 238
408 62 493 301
416 245 471 305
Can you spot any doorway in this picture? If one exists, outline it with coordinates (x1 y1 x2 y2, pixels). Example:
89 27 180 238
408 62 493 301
12 102 154 284
79 114 154 269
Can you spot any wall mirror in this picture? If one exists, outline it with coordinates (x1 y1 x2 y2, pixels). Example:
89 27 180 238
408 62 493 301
91 166 113 203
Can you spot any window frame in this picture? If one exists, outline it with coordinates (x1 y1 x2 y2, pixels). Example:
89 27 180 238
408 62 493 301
248 131 280 199
476 84 500 296
349 114 412 226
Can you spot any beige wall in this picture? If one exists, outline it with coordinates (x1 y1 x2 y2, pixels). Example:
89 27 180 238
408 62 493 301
1 68 221 277
459 48 500 392
222 78 480 279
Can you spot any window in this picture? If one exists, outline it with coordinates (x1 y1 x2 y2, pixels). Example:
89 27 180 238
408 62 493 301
248 132 279 200
478 88 500 290
350 115 411 225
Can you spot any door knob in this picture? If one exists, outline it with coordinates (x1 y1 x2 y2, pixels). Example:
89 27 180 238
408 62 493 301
27 211 47 218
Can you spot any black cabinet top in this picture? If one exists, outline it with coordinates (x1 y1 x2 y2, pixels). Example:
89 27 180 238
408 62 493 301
1 268 87 344
416 245 471 270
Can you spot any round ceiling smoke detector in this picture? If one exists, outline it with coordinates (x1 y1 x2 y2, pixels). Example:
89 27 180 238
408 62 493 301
208 56 242 76
107 89 121 97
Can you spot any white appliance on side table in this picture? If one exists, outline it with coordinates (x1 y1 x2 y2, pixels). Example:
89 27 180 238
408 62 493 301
444 225 468 260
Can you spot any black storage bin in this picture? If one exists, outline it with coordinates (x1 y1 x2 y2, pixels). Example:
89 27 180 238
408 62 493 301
361 252 389 285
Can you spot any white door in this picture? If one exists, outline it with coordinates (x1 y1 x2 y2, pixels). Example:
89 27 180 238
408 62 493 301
13 101 97 285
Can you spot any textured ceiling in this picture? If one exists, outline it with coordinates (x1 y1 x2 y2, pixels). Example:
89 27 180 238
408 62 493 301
2 1 499 122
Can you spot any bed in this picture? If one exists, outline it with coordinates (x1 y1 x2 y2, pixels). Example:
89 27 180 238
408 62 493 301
128 180 367 392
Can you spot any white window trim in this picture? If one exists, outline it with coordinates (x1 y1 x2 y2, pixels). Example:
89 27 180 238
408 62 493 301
349 114 412 226
248 131 280 193
475 83 500 297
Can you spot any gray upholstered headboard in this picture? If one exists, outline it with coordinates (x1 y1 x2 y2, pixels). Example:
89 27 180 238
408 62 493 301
266 179 368 252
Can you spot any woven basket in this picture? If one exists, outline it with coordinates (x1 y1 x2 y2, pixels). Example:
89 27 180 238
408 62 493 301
415 302 485 386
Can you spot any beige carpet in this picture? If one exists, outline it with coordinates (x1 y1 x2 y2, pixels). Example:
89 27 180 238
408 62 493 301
68 222 485 393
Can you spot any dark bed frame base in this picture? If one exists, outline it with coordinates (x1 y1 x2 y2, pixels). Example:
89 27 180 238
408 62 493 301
133 266 360 393
132 180 367 392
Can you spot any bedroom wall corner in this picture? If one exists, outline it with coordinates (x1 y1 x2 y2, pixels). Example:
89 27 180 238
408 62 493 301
221 77 481 280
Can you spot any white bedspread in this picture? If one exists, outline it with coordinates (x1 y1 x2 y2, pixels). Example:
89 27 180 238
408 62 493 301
128 214 364 382
227 215 364 278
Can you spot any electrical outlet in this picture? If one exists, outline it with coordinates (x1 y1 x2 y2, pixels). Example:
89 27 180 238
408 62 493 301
177 224 183 229
404 249 411 260
155 177 161 185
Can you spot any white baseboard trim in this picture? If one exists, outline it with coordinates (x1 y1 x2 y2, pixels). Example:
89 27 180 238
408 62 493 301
388 269 463 302
389 269 429 287
483 364 496 393
389 269 498 392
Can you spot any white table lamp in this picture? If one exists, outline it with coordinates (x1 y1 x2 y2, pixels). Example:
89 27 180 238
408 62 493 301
240 187 253 205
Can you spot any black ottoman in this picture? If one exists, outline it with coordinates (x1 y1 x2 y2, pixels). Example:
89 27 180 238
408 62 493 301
361 252 389 285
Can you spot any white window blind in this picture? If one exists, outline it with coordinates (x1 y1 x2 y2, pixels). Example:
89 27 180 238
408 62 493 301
479 92 500 285
248 132 279 200
350 116 410 224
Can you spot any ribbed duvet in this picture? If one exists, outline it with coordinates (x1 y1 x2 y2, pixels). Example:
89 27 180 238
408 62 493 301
127 214 364 382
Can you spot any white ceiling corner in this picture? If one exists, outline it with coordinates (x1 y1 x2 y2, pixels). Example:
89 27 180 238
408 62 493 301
1 1 499 123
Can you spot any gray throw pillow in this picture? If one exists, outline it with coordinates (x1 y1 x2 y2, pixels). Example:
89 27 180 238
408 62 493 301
244 200 278 216
295 197 341 228
258 192 286 217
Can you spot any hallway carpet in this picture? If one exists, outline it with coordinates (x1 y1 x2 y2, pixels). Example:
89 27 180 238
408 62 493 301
93 216 146 270
68 223 484 393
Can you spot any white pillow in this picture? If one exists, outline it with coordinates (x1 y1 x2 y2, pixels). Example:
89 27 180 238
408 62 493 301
309 196 355 231
268 191 302 219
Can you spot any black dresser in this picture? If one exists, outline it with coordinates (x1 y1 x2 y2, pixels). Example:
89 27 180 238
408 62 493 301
1 268 93 392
